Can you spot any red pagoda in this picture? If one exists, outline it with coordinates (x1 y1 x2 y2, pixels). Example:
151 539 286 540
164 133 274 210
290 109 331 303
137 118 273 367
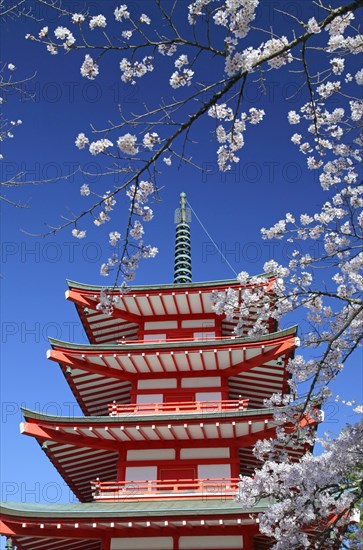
1 194 304 550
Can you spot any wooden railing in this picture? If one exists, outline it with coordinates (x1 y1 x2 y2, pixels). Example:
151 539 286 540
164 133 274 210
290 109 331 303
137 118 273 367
91 478 239 501
108 399 249 416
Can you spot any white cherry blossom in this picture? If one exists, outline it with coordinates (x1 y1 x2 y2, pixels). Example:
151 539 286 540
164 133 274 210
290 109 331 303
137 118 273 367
114 4 130 21
80 55 99 80
117 133 138 155
89 15 107 30
75 133 89 149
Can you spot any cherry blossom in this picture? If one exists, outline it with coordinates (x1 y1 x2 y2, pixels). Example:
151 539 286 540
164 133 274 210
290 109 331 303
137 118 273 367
143 132 160 150
122 30 133 40
175 54 189 69
139 14 151 25
119 56 153 84
54 26 75 48
109 231 121 246
307 17 321 34
46 44 57 55
75 133 89 149
158 44 177 56
71 13 85 24
71 228 86 239
80 184 90 196
38 27 48 38
117 133 138 155
80 55 99 80
114 4 130 22
169 68 194 88
237 420 363 549
89 139 113 155
89 15 107 30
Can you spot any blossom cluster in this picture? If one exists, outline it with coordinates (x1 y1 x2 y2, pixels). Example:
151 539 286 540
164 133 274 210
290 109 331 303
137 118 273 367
120 56 154 85
225 35 293 77
97 180 157 285
158 43 177 56
89 15 106 30
117 133 138 155
54 26 75 49
169 68 194 89
213 0 259 39
80 55 99 80
237 420 363 549
208 104 265 170
114 4 130 22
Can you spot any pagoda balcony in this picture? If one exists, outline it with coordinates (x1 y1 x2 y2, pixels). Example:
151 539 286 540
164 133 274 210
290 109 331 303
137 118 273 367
108 399 249 416
91 477 239 501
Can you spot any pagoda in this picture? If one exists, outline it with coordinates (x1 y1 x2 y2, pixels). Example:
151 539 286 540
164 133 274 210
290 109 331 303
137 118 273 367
1 194 306 550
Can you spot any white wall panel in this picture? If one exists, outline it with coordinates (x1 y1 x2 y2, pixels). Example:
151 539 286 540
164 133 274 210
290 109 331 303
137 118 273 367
138 379 177 389
144 321 178 329
111 537 173 549
127 449 175 461
136 393 163 404
195 392 222 401
181 447 230 459
125 466 157 481
181 377 221 388
179 535 243 549
198 463 231 479
182 319 215 328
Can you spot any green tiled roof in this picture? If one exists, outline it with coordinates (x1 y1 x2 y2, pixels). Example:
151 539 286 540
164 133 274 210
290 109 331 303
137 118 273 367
21 405 279 424
66 274 274 292
1 498 270 519
48 326 298 352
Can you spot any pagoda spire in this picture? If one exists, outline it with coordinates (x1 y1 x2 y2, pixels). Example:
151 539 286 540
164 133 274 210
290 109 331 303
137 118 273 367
174 192 192 284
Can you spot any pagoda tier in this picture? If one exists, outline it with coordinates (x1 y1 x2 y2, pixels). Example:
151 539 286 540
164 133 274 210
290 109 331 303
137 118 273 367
1 498 270 550
49 327 298 415
66 276 276 345
20 406 311 503
1 497 342 550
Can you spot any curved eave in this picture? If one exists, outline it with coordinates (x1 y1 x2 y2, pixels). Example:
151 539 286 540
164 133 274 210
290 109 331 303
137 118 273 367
47 328 298 415
47 328 298 385
0 498 270 519
66 275 278 346
1 500 268 550
66 273 275 293
18 405 313 503
49 326 298 352
21 405 278 425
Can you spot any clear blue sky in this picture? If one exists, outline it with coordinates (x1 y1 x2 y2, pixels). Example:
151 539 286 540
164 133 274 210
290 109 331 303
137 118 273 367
1 0 362 514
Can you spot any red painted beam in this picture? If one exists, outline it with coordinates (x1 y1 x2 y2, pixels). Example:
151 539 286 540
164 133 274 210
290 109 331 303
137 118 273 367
225 339 296 377
49 350 134 382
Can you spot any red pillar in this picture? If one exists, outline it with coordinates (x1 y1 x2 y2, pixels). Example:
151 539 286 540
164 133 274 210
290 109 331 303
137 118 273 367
243 531 256 550
101 537 111 550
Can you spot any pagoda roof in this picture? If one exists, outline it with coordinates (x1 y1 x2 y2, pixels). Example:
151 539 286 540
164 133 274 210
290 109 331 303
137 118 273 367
1 498 267 550
20 406 281 502
1 497 269 518
66 275 275 345
49 326 297 353
18 407 315 504
48 327 298 415
21 404 276 425
67 274 273 293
